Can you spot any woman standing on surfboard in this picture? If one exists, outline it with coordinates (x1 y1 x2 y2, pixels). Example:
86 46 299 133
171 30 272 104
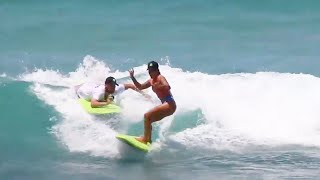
129 61 176 144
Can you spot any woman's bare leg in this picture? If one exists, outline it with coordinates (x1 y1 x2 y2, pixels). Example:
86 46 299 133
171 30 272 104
136 102 176 144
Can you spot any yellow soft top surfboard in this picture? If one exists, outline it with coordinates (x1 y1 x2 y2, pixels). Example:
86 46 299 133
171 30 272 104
116 134 151 152
78 98 121 114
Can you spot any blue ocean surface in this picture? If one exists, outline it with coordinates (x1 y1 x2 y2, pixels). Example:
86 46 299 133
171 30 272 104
1 0 320 179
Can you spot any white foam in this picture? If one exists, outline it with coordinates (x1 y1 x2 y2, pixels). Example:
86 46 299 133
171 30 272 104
21 55 320 156
170 72 320 150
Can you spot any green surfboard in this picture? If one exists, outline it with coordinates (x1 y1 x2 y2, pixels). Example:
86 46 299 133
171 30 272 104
116 134 151 152
78 98 121 114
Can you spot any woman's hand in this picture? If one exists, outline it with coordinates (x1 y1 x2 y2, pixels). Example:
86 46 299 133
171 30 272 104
129 68 135 78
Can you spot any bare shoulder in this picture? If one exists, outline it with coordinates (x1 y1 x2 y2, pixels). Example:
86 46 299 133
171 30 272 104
158 75 170 86
158 74 166 80
159 74 169 81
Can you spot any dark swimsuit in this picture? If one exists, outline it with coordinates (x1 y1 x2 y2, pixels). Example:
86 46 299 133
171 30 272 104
161 94 175 104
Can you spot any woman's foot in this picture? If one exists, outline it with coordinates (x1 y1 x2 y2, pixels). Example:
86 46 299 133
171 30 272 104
135 136 147 144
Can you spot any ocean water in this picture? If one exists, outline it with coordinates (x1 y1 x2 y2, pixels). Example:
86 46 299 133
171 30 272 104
1 0 320 179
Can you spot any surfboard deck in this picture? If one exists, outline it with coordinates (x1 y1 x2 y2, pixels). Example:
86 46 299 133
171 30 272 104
78 98 121 114
116 134 151 152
